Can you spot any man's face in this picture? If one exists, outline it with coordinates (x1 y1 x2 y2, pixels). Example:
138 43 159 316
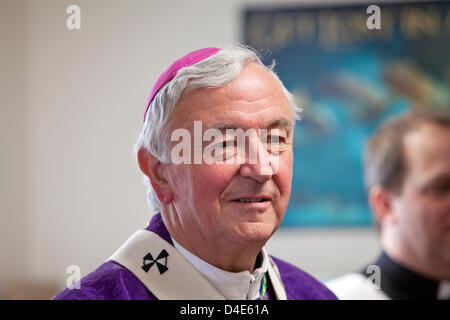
164 63 293 247
391 123 450 275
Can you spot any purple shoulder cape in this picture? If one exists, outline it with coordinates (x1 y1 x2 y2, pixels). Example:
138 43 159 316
52 213 337 300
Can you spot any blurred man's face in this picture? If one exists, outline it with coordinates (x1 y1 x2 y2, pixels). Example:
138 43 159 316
164 63 293 247
391 123 450 277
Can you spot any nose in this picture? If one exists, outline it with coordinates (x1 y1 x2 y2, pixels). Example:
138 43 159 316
239 135 277 182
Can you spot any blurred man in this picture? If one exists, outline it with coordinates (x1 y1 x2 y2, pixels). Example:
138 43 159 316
327 110 450 299
53 46 337 300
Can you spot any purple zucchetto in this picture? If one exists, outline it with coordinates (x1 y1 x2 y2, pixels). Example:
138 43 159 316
144 47 221 121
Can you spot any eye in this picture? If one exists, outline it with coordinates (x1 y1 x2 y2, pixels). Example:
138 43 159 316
269 135 282 144
422 177 450 197
268 135 287 146
222 140 236 148
208 140 236 160
265 135 287 155
426 183 450 196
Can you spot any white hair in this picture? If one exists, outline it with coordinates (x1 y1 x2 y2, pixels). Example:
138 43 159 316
134 45 302 212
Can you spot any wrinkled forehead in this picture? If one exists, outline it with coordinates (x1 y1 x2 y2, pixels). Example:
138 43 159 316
169 63 292 130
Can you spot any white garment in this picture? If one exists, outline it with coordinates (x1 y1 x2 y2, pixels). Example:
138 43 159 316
437 281 450 300
325 273 390 300
172 237 268 300
327 273 450 300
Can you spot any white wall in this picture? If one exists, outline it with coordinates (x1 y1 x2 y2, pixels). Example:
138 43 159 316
0 0 28 295
1 0 386 296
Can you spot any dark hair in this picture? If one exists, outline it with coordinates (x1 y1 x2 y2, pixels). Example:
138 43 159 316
364 108 450 194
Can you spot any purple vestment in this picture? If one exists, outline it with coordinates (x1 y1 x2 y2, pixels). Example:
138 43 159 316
53 213 337 300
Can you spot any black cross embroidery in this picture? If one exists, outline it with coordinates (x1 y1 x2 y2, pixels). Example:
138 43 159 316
142 249 169 274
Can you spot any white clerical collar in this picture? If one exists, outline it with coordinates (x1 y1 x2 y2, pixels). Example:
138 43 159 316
437 281 450 300
171 237 269 300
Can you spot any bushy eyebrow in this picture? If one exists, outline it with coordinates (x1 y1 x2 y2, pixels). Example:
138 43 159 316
213 124 238 132
211 117 292 136
267 118 292 137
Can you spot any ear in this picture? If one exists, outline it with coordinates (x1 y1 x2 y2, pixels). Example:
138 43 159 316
368 186 397 228
137 148 173 205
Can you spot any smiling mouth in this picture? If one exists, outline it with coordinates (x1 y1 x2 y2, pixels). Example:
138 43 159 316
232 198 270 203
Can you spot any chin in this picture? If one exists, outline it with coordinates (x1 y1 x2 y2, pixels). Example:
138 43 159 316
233 221 278 244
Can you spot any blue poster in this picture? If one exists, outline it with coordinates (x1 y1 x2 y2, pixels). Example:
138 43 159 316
244 1 450 227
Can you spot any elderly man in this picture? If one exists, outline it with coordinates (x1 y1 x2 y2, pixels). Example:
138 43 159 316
53 46 336 300
326 110 450 300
